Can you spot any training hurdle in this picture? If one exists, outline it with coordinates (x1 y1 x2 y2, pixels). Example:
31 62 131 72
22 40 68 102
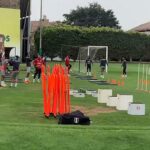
97 89 112 103
73 93 85 98
107 96 118 107
128 103 145 115
41 64 71 117
86 90 97 95
136 63 150 92
116 94 133 110
70 89 78 95
97 88 145 115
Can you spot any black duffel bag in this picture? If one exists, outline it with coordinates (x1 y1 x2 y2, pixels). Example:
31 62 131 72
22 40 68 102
58 110 90 125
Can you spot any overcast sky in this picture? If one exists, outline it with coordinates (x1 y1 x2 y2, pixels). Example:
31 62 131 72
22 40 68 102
31 0 150 31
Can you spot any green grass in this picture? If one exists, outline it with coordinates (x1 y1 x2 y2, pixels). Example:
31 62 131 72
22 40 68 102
0 63 150 150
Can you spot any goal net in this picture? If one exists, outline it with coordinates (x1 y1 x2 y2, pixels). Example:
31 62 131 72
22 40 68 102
59 45 108 74
77 46 108 73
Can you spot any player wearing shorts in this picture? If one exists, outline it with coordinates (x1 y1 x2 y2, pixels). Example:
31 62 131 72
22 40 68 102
24 56 32 83
65 55 72 74
33 55 44 83
100 58 107 78
0 49 8 87
9 56 20 87
85 56 93 76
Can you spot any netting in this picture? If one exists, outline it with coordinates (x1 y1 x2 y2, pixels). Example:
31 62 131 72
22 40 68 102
77 46 108 73
60 45 108 74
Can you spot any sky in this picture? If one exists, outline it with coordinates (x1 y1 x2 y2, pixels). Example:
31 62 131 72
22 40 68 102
31 0 150 31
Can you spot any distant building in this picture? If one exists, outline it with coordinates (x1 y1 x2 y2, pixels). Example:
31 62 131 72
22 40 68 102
130 22 150 35
31 15 59 54
0 0 30 61
0 0 19 8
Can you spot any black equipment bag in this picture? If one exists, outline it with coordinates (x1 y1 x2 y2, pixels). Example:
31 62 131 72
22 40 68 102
58 110 90 125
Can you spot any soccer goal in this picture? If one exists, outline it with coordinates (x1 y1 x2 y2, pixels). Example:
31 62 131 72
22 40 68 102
77 46 108 73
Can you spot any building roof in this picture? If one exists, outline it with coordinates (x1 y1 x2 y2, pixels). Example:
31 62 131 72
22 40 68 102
31 17 58 33
0 0 19 9
131 22 150 32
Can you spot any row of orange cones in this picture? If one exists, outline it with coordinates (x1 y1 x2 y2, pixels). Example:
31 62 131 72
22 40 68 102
107 79 125 86
41 64 71 117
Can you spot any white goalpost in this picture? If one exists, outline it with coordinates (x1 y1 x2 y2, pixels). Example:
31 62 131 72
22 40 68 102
71 45 108 73
87 46 108 72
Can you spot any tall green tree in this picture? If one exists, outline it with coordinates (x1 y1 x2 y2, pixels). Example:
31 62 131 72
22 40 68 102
63 3 121 29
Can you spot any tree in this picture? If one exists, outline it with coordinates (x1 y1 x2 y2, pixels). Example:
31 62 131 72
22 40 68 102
63 3 121 29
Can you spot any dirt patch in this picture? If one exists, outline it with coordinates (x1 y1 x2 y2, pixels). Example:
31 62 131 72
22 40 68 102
71 105 116 116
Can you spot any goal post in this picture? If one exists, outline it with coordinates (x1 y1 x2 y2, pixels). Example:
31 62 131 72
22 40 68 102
59 44 109 74
87 46 108 72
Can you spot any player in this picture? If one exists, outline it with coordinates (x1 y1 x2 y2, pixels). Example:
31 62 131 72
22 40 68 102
24 56 32 84
85 56 93 76
9 56 20 87
121 57 127 77
33 55 44 83
65 55 72 74
100 57 107 78
0 45 8 87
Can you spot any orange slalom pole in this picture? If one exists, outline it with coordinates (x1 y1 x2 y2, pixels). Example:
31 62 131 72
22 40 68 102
41 73 49 117
59 74 63 114
63 74 67 113
57 73 62 114
66 75 71 113
50 74 55 114
52 75 58 116
46 65 51 114
46 65 51 75
60 74 65 114
41 65 46 74
47 74 52 114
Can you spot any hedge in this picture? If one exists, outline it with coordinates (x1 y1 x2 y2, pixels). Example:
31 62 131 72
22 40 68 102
34 25 150 61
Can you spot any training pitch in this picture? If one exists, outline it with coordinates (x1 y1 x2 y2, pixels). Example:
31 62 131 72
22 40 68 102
0 63 150 150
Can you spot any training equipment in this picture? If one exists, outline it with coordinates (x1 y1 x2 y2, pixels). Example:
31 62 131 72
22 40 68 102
91 92 98 98
73 93 85 98
89 79 117 85
78 46 108 73
58 110 90 125
70 89 78 95
128 103 145 115
116 94 133 110
107 97 118 107
136 63 150 92
86 90 97 95
0 81 7 87
41 64 71 117
97 89 112 103
60 45 108 74
76 75 95 80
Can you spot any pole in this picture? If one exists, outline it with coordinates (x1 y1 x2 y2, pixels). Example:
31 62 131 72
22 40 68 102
141 64 145 90
79 47 81 73
136 63 140 90
145 65 148 91
39 0 43 56
27 0 31 57
106 46 108 73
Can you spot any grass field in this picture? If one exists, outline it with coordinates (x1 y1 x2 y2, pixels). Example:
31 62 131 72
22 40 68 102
0 63 150 150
